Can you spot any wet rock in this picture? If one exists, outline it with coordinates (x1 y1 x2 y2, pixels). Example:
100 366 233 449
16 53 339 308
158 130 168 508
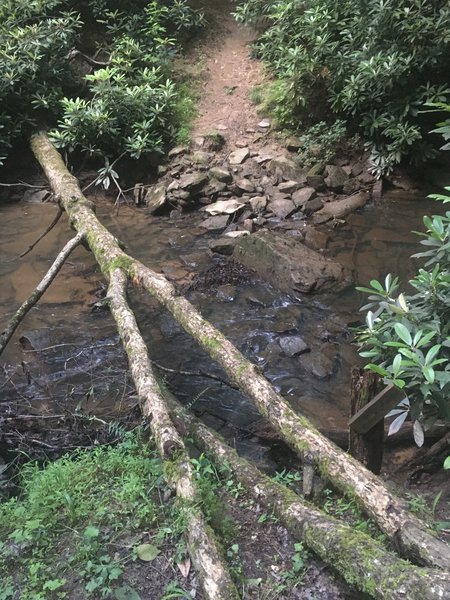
292 187 316 208
234 230 350 293
324 165 349 191
303 197 324 216
278 180 301 194
342 177 362 195
203 199 245 215
358 171 376 185
216 284 236 302
269 156 306 182
235 178 255 194
250 195 268 212
200 215 230 231
304 228 329 251
144 182 167 214
179 173 208 193
279 335 310 357
387 171 418 191
168 145 188 158
229 147 250 165
313 191 369 222
306 163 326 191
267 198 296 219
23 188 51 203
209 167 232 183
208 237 237 255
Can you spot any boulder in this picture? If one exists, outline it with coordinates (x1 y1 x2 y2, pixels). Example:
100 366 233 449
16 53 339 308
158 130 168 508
209 167 232 183
278 180 301 194
179 173 208 193
292 187 316 208
229 147 250 165
313 191 369 222
192 151 213 165
325 165 349 191
269 156 307 182
279 335 310 357
303 197 324 216
250 195 268 212
200 215 230 231
202 199 245 216
235 178 255 194
145 183 167 214
234 230 350 293
208 237 238 255
168 145 188 158
267 198 296 219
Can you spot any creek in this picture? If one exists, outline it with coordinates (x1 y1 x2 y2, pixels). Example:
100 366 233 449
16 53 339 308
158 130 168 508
0 189 438 462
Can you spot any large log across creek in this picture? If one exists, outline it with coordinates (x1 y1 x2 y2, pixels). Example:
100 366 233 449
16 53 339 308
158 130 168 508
28 132 450 580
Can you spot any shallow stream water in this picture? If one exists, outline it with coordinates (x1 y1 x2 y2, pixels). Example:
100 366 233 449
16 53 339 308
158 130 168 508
0 190 440 452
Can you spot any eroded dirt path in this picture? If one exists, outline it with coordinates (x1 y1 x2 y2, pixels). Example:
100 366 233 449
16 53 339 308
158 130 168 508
189 1 276 147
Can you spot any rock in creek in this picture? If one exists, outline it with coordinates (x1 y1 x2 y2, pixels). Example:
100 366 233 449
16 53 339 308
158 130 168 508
267 197 296 219
200 214 230 231
144 182 167 214
278 335 310 357
234 230 350 294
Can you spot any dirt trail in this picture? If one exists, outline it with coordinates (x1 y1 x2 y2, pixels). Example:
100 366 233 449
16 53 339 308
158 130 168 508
190 2 276 148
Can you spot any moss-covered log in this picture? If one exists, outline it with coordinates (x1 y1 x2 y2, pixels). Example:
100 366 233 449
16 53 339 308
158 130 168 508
177 406 450 600
30 131 450 571
29 135 239 600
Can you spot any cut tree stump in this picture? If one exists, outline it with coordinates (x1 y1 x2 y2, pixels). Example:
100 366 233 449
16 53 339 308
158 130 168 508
349 369 384 474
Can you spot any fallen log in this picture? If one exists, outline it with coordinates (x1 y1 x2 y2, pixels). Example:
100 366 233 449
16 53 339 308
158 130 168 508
174 403 450 600
30 131 450 570
107 267 240 600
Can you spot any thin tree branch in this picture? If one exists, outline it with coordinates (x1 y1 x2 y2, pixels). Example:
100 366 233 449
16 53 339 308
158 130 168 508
20 206 63 258
0 232 84 356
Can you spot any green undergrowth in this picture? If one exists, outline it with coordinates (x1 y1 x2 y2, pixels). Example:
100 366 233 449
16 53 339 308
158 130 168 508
0 435 311 600
0 431 185 599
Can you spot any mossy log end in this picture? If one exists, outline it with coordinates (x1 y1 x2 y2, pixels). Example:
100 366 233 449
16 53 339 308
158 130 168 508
178 406 450 600
30 131 450 571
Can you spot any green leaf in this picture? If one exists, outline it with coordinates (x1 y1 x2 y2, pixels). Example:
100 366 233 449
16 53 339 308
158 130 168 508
370 279 384 293
136 543 160 562
394 323 412 346
413 420 425 447
84 526 100 539
423 365 435 384
444 456 450 470
114 586 142 600
365 364 388 376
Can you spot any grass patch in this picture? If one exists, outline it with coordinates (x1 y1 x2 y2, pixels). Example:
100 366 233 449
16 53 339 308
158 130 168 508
0 431 190 599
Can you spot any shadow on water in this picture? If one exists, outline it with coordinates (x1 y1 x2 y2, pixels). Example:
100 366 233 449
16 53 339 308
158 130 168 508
0 190 443 464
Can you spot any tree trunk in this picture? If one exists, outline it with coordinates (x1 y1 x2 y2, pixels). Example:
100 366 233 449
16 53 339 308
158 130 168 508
174 402 450 600
29 131 450 571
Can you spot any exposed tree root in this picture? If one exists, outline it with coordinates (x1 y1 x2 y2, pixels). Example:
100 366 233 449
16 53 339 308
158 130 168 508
29 131 450 571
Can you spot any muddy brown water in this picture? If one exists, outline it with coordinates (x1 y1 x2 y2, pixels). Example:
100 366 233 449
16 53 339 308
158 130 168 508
0 191 441 452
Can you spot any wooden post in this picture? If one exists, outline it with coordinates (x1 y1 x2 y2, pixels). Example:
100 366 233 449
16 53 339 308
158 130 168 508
349 368 384 474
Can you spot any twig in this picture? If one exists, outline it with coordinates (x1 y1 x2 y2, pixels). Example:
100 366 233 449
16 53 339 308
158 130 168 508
0 181 46 189
20 206 63 258
0 233 84 356
151 360 237 389
67 49 110 67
